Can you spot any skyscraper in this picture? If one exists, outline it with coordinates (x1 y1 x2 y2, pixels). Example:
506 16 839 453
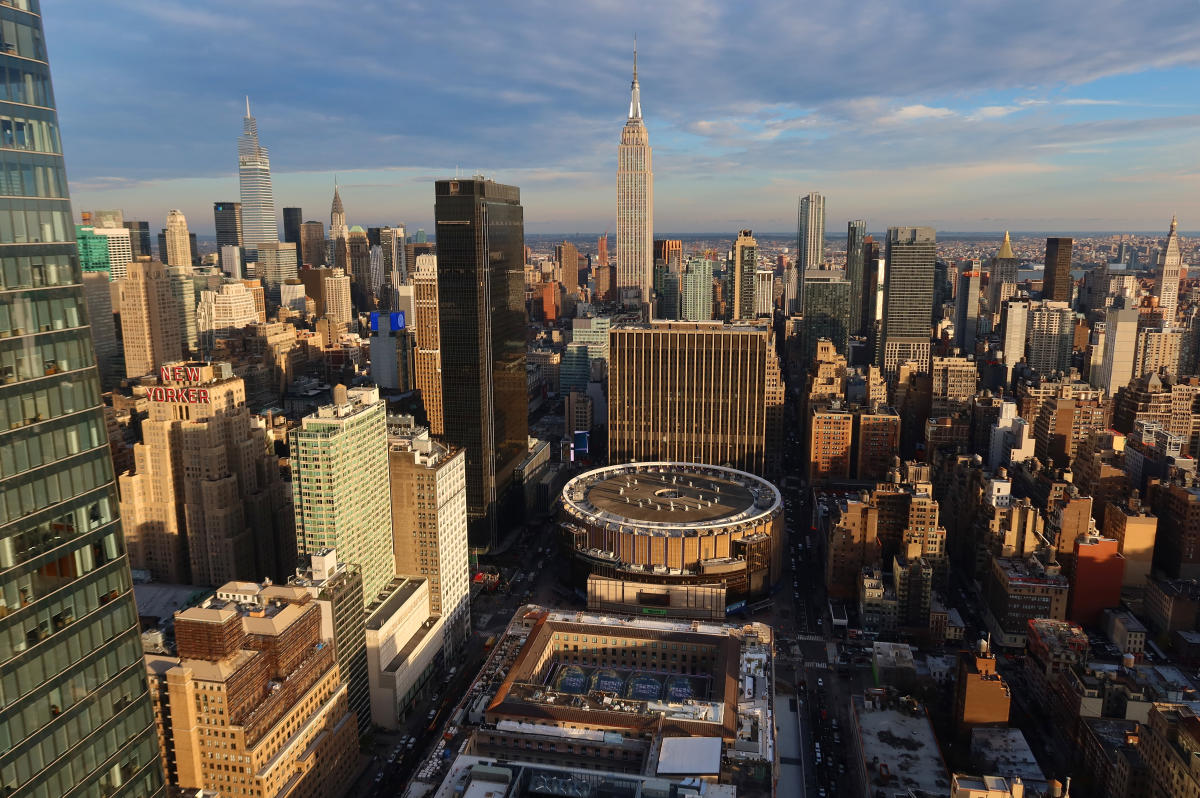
124 218 152 259
300 219 325 266
164 208 190 268
120 258 183 377
802 269 851 361
955 265 981 352
608 321 785 478
282 205 303 251
413 254 444 434
729 229 758 320
680 257 714 321
0 8 166 794
213 201 243 248
1042 237 1073 303
616 48 653 313
798 192 825 271
166 265 198 354
1155 215 1182 322
237 97 278 248
1025 300 1074 376
597 232 609 266
987 231 1019 312
847 219 867 334
93 224 133 279
329 185 349 271
558 240 580 300
291 385 394 606
435 177 528 550
881 226 937 375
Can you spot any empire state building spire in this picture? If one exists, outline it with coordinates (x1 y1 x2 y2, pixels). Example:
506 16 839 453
616 42 654 316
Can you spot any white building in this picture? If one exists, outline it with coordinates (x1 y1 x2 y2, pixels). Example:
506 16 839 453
1095 307 1140 395
1025 300 1074 376
165 209 190 268
755 268 774 317
365 577 445 729
196 281 260 351
324 267 352 326
92 226 132 279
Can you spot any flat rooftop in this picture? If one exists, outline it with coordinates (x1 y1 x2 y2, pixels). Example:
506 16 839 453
970 728 1045 782
854 695 949 796
563 462 780 529
366 577 426 630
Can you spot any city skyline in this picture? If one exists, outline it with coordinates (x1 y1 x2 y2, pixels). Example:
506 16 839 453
46 1 1200 234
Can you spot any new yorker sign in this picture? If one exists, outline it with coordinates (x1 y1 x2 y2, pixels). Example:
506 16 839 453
149 365 210 403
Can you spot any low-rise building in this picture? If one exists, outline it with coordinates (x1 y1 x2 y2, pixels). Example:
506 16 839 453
365 576 445 729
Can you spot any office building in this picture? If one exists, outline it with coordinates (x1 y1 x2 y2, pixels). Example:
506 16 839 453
238 97 278 248
728 228 757 320
616 50 653 311
82 270 120 388
1025 300 1074 376
324 266 352 326
219 243 242 278
291 385 394 606
120 361 294 584
0 10 166 794
145 589 357 796
609 321 784 477
119 258 183 378
124 218 152 259
93 224 133 279
379 224 407 286
165 264 198 355
254 240 298 304
955 264 981 351
1095 307 1140 395
368 309 413 389
801 269 851 361
163 209 190 267
196 281 260 351
932 355 978 415
1042 237 1073 303
299 219 325 266
213 200 242 247
798 191 825 271
1134 326 1183 378
282 205 303 251
435 177 528 550
557 240 579 301
1001 298 1030 368
847 219 867 334
984 552 1069 647
987 231 1019 312
387 417 471 655
76 224 110 272
755 268 774 316
680 257 714 320
364 577 446 728
881 226 937 374
954 640 1011 733
289 549 370 738
1155 215 1183 322
412 254 444 434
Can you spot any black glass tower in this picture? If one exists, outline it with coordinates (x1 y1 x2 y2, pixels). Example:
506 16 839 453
0 4 165 796
282 206 303 250
213 201 242 248
434 178 527 550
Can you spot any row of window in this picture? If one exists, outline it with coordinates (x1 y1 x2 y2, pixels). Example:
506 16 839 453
0 201 72 243
0 328 95 387
0 371 101 438
0 151 66 197
0 250 77 291
0 492 114 573
0 107 59 154
0 410 104 498
0 59 52 107
0 284 86 337
0 444 112 527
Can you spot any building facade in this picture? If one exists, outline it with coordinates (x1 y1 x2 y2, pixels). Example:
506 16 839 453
881 226 937 375
237 98 278 249
0 8 166 794
616 52 653 312
119 258 183 378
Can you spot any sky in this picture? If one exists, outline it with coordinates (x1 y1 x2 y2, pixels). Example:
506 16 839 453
45 0 1200 237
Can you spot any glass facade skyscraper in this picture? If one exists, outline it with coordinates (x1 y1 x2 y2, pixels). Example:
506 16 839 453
846 219 866 335
435 178 527 550
0 4 165 796
237 99 278 249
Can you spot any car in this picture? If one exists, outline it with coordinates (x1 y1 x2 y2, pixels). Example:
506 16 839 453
817 678 823 687
374 772 385 783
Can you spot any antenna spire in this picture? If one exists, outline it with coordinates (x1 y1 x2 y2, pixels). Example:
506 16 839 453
245 95 250 117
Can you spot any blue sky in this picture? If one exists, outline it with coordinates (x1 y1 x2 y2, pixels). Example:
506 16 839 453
45 0 1200 236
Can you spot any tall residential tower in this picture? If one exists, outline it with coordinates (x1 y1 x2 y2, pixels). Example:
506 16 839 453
616 48 653 314
0 8 166 795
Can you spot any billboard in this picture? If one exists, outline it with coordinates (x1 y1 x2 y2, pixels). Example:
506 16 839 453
369 311 406 332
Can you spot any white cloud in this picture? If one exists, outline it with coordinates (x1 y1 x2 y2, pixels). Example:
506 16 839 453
877 104 957 124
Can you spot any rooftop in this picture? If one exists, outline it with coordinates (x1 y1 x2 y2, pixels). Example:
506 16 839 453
562 462 780 529
366 577 426 630
657 736 722 775
969 728 1045 783
853 693 949 796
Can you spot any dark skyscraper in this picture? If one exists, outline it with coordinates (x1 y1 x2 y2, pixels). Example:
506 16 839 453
802 269 851 362
282 206 303 250
861 235 882 351
300 219 325 266
123 219 152 258
435 178 528 550
213 201 243 247
846 219 867 335
1043 237 1073 303
0 8 166 796
881 226 937 375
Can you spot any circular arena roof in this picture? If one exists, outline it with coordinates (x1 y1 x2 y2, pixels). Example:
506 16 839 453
561 462 781 532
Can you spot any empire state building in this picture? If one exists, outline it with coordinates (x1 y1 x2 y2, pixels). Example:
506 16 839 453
616 48 654 315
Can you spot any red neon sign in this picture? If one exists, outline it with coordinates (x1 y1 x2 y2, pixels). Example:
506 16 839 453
151 365 210 403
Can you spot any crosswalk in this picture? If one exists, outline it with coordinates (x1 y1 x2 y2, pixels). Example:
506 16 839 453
805 661 830 670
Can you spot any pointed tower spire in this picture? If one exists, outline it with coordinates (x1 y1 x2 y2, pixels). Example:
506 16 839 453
1171 214 1178 235
628 38 642 121
996 230 1014 259
245 95 251 117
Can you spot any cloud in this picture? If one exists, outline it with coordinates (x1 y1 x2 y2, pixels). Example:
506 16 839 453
877 104 957 124
1061 98 1124 106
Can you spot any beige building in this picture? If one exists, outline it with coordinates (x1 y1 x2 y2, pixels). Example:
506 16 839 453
1104 497 1158 588
323 267 352 326
365 577 445 729
412 254 444 434
388 416 471 656
119 257 183 377
931 355 977 415
608 321 784 478
1134 326 1183 379
119 361 293 585
165 208 191 268
1140 702 1200 798
146 589 357 798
